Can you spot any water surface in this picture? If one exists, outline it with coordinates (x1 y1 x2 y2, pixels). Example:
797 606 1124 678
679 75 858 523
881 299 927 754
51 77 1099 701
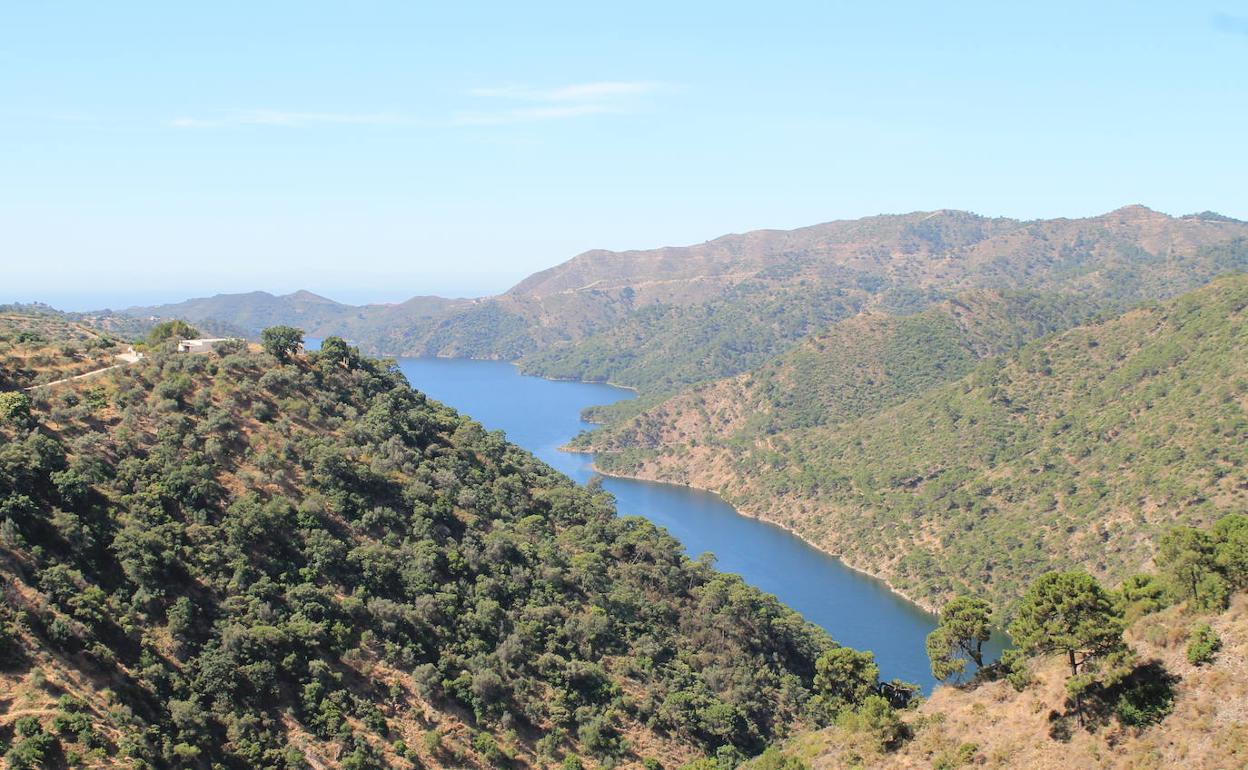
398 357 1001 690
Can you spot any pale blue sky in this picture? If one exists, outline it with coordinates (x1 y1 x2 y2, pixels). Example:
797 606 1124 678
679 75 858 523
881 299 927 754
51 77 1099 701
3 2 1246 309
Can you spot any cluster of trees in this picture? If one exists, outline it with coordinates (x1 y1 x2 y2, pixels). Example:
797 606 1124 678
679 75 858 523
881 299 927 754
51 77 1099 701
0 322 891 769
924 513 1246 728
1156 516 1248 611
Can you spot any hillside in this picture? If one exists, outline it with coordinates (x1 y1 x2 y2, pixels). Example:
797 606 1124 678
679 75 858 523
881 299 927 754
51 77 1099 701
0 312 130 391
116 207 1248 398
587 275 1248 612
0 318 867 769
573 290 1105 448
748 592 1248 770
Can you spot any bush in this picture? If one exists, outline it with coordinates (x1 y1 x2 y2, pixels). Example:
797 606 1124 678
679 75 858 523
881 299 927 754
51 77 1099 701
473 731 504 764
749 747 806 770
422 729 442 755
837 695 904 750
5 719 58 770
932 742 978 770
998 648 1031 691
1186 623 1221 666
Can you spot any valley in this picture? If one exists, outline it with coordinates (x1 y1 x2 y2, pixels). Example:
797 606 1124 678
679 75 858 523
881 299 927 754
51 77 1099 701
6 206 1248 770
392 358 1004 691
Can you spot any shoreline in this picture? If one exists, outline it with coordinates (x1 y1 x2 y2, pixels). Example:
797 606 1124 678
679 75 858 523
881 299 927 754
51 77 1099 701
572 449 942 616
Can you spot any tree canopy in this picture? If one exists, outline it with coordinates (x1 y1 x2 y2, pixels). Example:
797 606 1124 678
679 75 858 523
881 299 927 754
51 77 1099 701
1009 571 1125 679
260 325 304 361
925 596 992 682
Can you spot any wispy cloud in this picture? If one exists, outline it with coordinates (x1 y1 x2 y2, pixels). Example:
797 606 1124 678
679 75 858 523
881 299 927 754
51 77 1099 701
168 81 670 130
168 110 428 129
451 102 626 127
455 80 667 126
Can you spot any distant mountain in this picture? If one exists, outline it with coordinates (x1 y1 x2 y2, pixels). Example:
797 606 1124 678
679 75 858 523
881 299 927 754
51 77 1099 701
585 274 1248 611
124 289 355 335
511 206 1248 395
117 206 1248 391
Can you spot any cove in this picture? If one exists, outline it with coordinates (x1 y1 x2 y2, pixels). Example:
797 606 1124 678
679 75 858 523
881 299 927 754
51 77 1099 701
398 357 1002 690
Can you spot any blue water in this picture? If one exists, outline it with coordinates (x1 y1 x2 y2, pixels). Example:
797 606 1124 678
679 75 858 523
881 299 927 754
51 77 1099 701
398 357 1002 690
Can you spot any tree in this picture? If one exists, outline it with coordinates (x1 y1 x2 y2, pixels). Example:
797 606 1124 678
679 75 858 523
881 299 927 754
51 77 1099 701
1157 526 1226 610
1009 571 1124 679
261 326 304 362
1009 571 1126 722
925 596 992 682
813 646 879 715
0 392 33 429
1213 514 1248 590
146 319 200 344
318 336 352 368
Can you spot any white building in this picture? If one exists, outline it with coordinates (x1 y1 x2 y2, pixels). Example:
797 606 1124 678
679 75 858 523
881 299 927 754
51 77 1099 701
177 338 236 354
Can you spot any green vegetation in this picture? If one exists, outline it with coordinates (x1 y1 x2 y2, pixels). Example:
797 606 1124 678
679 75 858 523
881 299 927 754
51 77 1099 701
593 275 1248 611
0 312 125 389
701 504 1246 770
1009 572 1125 679
925 597 992 682
1156 514 1248 611
521 283 863 396
1185 623 1221 665
145 319 201 344
0 318 885 768
1009 571 1128 722
260 324 304 360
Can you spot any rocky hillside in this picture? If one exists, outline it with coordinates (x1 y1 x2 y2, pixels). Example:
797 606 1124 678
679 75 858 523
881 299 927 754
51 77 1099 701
0 318 867 769
586 275 1248 612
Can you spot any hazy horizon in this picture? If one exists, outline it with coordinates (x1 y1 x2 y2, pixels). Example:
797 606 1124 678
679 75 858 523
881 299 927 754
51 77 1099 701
10 201 1237 312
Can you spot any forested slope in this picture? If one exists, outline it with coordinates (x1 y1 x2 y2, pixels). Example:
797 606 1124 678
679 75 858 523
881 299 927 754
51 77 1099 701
589 275 1248 612
0 321 872 769
573 290 1103 448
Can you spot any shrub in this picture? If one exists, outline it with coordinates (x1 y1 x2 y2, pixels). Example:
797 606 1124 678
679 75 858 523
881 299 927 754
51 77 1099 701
473 731 504 764
1186 623 1221 666
998 648 1031 691
837 695 904 750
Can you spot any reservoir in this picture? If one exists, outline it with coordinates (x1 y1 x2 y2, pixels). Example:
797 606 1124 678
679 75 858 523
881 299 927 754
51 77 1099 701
399 357 1003 690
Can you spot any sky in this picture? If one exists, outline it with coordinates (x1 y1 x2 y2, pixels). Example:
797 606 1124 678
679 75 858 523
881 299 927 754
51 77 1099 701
3 2 1247 310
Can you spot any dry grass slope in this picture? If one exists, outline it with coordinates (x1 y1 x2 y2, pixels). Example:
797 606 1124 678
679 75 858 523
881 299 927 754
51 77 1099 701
753 594 1247 770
